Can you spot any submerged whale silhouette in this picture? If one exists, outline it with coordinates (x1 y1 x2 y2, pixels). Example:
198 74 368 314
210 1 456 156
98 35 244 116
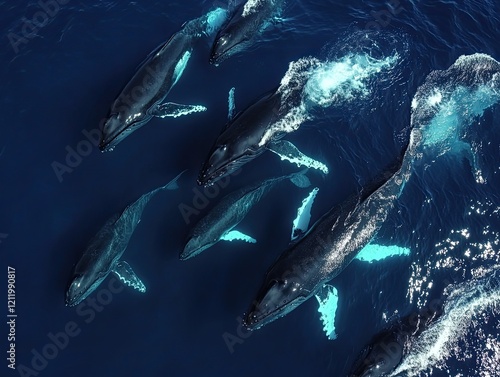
182 170 310 260
65 171 185 307
210 0 284 65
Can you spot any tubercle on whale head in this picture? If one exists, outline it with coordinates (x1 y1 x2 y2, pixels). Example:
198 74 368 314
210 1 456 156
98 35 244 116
198 139 266 186
243 277 309 331
209 31 249 66
210 33 231 65
99 111 147 152
65 274 86 307
180 236 211 260
65 270 106 307
197 144 234 186
99 113 123 152
349 332 404 377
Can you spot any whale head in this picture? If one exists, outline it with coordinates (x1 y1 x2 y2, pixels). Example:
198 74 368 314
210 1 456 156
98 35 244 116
210 31 249 65
99 112 147 152
198 142 262 186
198 144 235 186
180 236 212 260
349 333 404 377
244 276 310 330
65 272 106 307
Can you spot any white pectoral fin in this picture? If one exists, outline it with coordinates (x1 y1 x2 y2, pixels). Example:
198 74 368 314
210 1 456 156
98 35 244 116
112 260 146 293
291 187 319 241
315 284 339 340
355 244 411 263
152 102 207 118
228 87 236 121
268 140 329 174
220 230 256 243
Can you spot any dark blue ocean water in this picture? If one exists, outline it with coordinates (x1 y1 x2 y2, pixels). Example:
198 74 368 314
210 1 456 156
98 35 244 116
1 1 500 376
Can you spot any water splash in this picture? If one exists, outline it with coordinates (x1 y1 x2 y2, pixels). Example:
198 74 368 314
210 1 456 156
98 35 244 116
242 0 264 17
303 53 399 108
202 8 229 37
392 272 500 377
410 53 500 183
259 37 402 146
407 199 500 309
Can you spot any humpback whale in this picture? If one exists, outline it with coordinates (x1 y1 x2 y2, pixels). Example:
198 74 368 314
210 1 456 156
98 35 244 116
198 89 282 186
210 0 284 65
348 305 442 377
65 171 185 306
99 8 227 152
198 87 328 186
244 134 416 330
349 324 407 377
181 170 310 260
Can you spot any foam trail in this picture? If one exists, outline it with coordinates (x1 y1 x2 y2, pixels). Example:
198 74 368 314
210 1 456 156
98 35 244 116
391 272 500 376
303 53 399 108
259 50 400 146
409 53 500 183
202 8 229 37
242 0 264 17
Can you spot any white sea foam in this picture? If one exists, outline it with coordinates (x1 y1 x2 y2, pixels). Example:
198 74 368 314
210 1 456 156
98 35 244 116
202 8 229 37
242 0 263 17
303 53 399 108
410 53 500 183
408 201 500 311
393 272 500 376
260 51 399 145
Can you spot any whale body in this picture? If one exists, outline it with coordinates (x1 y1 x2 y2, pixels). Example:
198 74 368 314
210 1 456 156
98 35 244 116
210 0 284 65
198 89 283 186
244 136 415 330
99 8 227 152
348 305 441 377
182 170 309 260
65 171 184 306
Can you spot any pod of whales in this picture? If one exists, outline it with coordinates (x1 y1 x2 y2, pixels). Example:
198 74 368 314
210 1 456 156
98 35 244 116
63 1 500 373
243 134 415 330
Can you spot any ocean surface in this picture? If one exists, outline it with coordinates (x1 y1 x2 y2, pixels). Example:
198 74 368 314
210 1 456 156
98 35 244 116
1 1 500 376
